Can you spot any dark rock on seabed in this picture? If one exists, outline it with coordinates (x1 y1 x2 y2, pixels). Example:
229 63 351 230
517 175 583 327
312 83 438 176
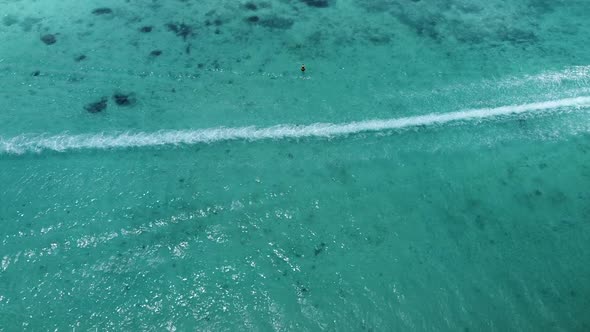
40 34 57 45
244 2 258 10
2 15 18 26
92 8 113 15
246 16 260 23
112 93 136 106
165 22 193 40
84 98 108 113
314 242 326 256
301 0 331 8
259 16 294 29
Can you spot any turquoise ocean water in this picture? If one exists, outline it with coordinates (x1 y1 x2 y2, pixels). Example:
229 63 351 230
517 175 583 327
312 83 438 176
1 0 590 330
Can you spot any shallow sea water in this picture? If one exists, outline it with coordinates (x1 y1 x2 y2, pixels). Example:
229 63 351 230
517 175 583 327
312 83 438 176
1 0 590 331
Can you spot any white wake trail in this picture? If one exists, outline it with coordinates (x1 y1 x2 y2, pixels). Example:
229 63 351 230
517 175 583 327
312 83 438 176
2 96 590 155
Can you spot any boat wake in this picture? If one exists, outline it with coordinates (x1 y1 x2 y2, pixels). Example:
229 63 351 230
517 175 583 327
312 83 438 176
2 96 589 155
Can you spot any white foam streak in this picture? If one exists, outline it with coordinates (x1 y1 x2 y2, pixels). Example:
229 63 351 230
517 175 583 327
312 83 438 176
2 97 590 155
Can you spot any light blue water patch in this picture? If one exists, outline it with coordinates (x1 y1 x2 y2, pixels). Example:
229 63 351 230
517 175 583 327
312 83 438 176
1 0 590 330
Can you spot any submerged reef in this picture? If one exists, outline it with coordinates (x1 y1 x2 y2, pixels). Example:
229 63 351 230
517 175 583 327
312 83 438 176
246 15 294 29
244 2 258 10
40 34 57 45
84 98 108 113
113 92 137 107
301 0 332 8
246 15 260 23
92 8 113 15
2 15 18 26
355 0 541 47
259 16 294 29
165 22 193 40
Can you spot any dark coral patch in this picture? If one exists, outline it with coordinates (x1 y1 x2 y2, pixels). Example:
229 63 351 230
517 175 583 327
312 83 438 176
2 15 18 26
301 0 331 8
259 16 294 29
499 28 538 45
314 242 326 256
246 16 260 23
165 22 193 40
140 26 153 33
112 92 136 106
20 17 42 32
84 98 108 113
40 34 57 45
92 8 113 15
244 2 258 10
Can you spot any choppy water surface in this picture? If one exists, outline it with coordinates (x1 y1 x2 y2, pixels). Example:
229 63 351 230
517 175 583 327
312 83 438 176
1 0 590 330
